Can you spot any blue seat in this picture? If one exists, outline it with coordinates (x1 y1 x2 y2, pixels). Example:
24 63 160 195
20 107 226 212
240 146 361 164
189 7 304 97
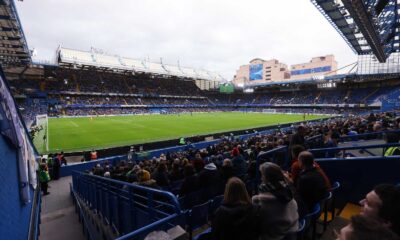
187 201 211 240
209 195 224 218
170 180 184 194
180 190 203 209
304 203 321 240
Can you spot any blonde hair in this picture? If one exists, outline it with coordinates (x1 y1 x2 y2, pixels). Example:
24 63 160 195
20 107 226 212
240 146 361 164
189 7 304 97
138 169 151 182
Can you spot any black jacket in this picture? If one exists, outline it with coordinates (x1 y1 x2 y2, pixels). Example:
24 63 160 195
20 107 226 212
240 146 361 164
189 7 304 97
179 175 200 195
219 166 235 183
212 203 259 240
297 167 328 212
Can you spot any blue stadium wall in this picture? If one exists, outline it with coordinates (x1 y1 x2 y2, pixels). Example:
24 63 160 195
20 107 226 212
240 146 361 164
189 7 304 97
0 135 33 239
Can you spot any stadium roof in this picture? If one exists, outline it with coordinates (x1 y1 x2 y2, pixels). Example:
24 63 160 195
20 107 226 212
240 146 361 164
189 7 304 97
0 0 31 67
311 0 400 62
57 47 225 82
244 72 400 88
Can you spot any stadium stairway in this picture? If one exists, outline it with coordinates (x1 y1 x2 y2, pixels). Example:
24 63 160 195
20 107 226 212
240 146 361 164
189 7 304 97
361 88 379 103
319 203 361 240
206 97 215 105
39 177 86 240
338 139 385 157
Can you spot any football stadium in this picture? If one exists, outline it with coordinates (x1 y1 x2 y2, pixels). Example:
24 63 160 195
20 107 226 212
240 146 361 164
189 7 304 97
1 0 400 240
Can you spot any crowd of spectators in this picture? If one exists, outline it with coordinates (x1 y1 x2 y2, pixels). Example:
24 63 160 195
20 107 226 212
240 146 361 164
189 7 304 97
9 67 400 122
42 68 203 96
75 111 400 239
36 110 400 239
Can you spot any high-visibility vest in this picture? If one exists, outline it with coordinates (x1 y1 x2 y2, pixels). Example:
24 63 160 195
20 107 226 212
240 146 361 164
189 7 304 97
384 147 400 156
91 151 97 159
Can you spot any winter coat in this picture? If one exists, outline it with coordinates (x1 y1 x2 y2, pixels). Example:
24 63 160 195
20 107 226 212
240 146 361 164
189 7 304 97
212 203 259 240
252 192 299 240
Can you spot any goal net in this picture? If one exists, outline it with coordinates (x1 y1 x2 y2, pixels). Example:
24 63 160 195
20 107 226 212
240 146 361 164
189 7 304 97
34 114 49 152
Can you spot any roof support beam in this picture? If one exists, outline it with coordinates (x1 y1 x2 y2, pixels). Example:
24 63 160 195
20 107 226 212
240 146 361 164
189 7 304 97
342 0 387 62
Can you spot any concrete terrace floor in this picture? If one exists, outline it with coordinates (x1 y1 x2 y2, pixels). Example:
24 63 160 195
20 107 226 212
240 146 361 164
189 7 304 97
39 176 85 240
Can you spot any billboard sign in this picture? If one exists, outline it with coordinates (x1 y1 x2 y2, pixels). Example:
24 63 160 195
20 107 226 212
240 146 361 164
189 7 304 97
249 64 263 80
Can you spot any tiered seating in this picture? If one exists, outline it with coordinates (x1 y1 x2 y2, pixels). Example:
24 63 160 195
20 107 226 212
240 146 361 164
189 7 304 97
65 114 400 239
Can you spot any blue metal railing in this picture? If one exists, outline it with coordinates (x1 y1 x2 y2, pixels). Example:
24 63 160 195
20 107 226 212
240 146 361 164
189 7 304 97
28 177 42 240
72 171 182 238
309 142 400 158
71 187 97 240
31 186 41 240
339 129 400 142
315 155 400 161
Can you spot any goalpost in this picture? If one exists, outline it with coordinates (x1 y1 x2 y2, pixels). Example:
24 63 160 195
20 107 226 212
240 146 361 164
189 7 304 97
35 114 49 152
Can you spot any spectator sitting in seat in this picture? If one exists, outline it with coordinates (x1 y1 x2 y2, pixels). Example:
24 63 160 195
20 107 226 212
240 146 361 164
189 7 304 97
290 145 331 189
212 177 259 240
168 159 183 181
198 162 219 188
335 214 398 240
252 162 299 240
192 153 205 173
359 184 400 235
151 162 170 187
179 164 199 196
231 147 247 178
296 151 329 212
136 169 159 189
220 159 235 183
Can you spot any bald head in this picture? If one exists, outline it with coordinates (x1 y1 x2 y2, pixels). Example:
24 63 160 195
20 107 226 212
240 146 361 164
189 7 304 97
298 151 314 169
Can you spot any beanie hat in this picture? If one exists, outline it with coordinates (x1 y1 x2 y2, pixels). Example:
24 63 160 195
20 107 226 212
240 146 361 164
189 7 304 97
204 163 217 171
232 147 240 156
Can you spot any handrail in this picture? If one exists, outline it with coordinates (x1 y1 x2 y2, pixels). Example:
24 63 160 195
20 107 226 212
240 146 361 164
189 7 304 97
316 155 400 161
73 171 181 213
72 171 183 237
71 187 97 240
306 134 323 142
28 178 41 240
309 142 400 158
339 129 400 142
115 213 180 240
310 142 400 152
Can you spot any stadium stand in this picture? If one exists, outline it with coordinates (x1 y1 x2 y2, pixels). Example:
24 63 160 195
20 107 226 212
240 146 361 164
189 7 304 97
10 66 400 124
63 112 400 239
2 0 400 240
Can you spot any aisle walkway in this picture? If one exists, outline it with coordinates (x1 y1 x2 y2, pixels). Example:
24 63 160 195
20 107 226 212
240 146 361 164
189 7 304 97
39 176 85 240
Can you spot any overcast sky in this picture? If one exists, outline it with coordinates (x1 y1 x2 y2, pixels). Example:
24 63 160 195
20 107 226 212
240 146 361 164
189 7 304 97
16 0 357 80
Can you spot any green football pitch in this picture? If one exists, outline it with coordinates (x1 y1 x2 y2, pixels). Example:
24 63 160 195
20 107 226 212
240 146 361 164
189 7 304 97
34 112 328 154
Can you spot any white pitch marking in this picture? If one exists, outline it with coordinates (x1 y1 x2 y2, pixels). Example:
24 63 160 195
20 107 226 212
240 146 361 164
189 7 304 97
69 121 79 127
